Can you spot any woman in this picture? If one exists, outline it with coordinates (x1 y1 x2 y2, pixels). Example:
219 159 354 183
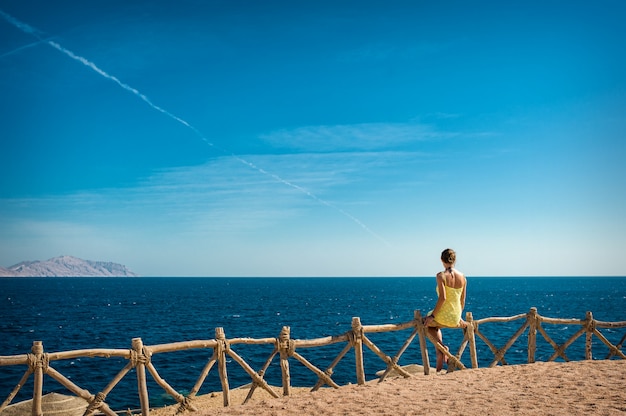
424 248 467 372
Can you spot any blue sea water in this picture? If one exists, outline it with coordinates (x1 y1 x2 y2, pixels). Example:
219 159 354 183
1 276 625 410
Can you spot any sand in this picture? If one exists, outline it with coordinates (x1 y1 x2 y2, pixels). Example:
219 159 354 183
150 360 626 416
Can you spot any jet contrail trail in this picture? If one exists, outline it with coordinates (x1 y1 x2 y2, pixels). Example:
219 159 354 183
0 9 390 247
0 39 50 60
46 40 211 143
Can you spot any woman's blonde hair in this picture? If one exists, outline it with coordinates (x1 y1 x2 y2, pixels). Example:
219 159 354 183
441 248 456 265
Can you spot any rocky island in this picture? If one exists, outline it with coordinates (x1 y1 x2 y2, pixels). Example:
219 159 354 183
0 255 138 277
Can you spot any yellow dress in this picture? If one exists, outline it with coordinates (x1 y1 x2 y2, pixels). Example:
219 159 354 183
429 282 464 328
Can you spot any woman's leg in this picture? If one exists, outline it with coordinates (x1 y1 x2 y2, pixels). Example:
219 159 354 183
428 326 446 372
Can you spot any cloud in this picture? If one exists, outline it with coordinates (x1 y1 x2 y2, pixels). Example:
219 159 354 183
0 149 429 235
129 152 422 235
0 9 42 36
260 122 451 152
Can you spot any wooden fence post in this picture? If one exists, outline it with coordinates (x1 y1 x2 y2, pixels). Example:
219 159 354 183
528 307 538 364
466 312 478 369
585 311 594 360
131 337 150 416
351 317 366 385
414 310 430 375
215 327 230 406
30 341 45 416
278 326 292 396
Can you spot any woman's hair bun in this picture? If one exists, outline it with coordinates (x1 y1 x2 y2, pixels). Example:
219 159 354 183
441 248 456 264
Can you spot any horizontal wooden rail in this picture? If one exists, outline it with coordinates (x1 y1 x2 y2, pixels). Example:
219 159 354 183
473 312 528 324
0 307 624 415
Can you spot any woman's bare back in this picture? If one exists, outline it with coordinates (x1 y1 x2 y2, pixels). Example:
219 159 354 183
440 268 465 289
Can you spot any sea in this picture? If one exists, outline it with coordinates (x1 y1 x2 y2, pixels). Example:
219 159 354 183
1 276 625 411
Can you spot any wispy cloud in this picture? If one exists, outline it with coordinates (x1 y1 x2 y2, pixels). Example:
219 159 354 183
0 9 42 36
0 150 430 234
260 122 452 152
126 151 427 234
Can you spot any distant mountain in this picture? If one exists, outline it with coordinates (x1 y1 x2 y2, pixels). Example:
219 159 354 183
0 255 138 277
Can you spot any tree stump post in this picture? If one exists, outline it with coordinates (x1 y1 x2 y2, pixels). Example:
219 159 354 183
415 310 430 375
466 312 478 368
278 326 292 396
585 311 594 360
351 317 366 385
131 337 150 416
215 327 231 406
527 307 538 364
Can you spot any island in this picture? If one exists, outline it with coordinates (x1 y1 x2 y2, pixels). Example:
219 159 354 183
0 255 138 277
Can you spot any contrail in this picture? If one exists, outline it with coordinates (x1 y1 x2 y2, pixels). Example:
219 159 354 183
46 40 211 143
0 9 390 247
0 39 50 60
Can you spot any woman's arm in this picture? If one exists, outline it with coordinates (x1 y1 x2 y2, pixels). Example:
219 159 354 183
461 277 467 309
430 272 447 317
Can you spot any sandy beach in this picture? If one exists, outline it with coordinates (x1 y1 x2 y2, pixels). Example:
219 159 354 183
149 360 626 416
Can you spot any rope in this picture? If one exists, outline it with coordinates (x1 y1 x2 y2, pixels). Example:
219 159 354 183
129 348 150 368
84 391 106 414
175 396 197 414
26 352 49 373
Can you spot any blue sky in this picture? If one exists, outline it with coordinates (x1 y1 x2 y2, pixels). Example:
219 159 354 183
0 1 624 276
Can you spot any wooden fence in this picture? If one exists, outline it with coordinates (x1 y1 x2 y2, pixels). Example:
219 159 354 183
1 307 625 416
